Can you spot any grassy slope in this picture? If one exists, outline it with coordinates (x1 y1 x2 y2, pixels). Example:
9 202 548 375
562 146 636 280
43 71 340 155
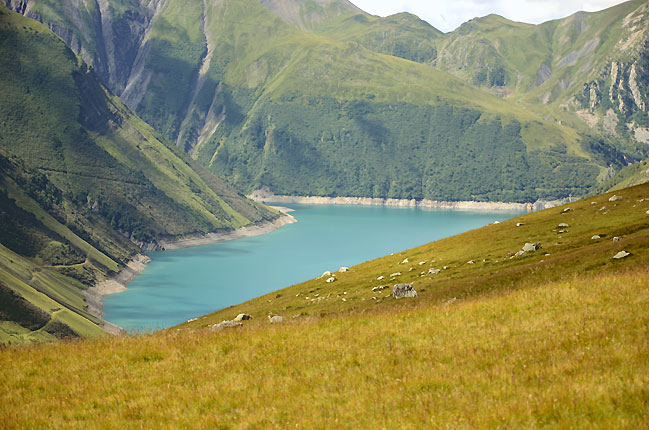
1 184 648 427
0 7 275 241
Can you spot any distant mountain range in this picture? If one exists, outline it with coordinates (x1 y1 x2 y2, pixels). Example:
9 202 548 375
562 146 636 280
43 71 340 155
6 0 648 202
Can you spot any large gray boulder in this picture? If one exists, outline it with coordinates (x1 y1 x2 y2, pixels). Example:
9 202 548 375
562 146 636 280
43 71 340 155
522 242 542 252
392 284 418 299
609 195 623 202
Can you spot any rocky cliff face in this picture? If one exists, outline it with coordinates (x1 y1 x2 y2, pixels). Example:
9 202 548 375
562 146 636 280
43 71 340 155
5 0 163 95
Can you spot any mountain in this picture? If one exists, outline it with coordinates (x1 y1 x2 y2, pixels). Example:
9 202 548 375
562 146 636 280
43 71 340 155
321 1 649 171
7 0 637 202
2 183 648 426
0 7 277 342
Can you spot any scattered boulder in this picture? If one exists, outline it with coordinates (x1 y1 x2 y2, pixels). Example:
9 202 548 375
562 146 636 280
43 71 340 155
390 272 401 277
522 242 542 252
234 313 252 322
339 267 350 272
268 315 284 324
562 208 572 213
613 237 622 242
372 285 389 292
326 277 336 283
467 260 475 265
377 276 385 280
319 271 332 278
591 235 601 240
646 210 649 215
516 223 524 227
401 258 409 264
392 284 418 299
609 195 623 202
428 268 441 275
418 261 426 265
558 223 570 228
211 320 242 331
514 250 525 257
443 266 449 270
613 251 631 259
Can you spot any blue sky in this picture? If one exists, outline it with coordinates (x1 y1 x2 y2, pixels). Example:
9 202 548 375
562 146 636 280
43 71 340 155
349 0 630 32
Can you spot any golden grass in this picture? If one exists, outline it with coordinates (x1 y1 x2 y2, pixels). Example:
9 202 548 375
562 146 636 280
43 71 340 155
1 269 647 428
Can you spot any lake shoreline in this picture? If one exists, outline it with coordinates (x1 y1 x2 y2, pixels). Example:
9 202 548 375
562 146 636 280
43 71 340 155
248 190 539 212
84 211 297 334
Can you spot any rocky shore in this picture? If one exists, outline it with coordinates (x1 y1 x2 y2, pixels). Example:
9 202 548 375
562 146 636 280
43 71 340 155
158 211 296 250
84 254 151 335
248 188 538 212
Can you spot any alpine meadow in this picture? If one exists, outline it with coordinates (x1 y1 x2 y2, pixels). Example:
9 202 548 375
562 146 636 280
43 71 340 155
1 0 648 427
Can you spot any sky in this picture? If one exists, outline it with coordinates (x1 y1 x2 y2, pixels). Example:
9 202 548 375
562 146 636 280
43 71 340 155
349 0 630 33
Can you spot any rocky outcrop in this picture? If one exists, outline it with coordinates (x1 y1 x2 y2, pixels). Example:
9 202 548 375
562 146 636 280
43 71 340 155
392 284 418 299
628 62 646 112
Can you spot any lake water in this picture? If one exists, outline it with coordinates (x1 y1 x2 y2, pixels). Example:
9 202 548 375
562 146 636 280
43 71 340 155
103 204 524 331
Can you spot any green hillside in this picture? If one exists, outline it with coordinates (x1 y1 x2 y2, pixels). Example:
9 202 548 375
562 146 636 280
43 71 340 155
7 0 632 202
0 7 277 342
304 0 649 189
1 183 647 428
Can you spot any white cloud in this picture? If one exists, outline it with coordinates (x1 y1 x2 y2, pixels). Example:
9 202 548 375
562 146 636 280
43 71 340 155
349 0 630 32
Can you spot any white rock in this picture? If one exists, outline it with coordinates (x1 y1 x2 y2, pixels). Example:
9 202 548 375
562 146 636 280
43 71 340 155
319 271 332 278
268 315 284 324
428 268 441 275
467 260 475 265
613 251 631 259
401 258 409 264
390 272 401 277
211 320 242 331
234 313 252 322
326 277 336 283
516 223 524 227
377 276 385 280
339 267 350 272
558 223 570 228
591 235 601 240
609 195 623 202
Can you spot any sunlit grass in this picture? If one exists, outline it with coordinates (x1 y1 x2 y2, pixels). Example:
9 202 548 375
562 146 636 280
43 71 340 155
1 269 647 428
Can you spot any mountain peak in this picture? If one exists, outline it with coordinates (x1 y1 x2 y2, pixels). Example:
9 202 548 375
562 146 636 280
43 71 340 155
259 0 364 30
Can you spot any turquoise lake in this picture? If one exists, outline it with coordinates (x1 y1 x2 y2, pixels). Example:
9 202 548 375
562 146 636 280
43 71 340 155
103 204 524 331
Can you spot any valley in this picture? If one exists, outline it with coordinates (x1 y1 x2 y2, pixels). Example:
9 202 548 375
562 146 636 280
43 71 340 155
0 1 648 426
